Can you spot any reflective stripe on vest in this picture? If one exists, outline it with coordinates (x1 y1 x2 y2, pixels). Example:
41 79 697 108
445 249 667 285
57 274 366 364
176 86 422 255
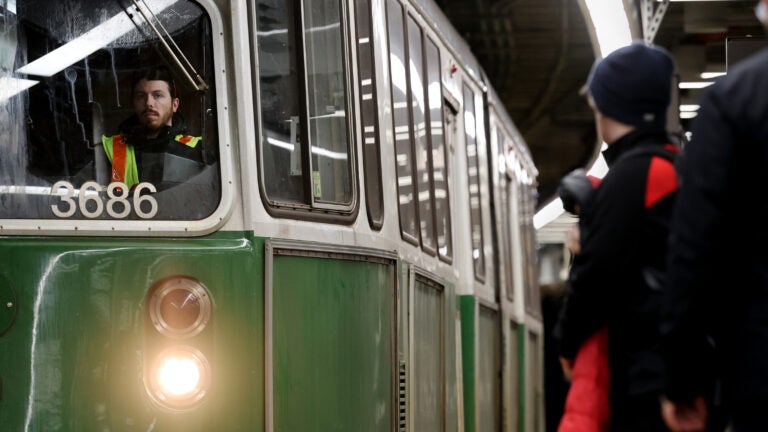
112 134 127 183
101 134 139 189
175 134 202 148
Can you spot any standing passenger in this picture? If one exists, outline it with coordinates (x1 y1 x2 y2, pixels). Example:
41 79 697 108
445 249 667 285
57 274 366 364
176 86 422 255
556 168 610 432
660 2 768 431
554 41 679 431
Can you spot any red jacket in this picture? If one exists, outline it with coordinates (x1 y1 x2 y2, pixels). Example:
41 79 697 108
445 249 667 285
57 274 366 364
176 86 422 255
558 327 610 432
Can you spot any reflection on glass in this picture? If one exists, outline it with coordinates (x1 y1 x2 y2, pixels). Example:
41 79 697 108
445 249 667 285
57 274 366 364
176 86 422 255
257 0 305 204
463 83 485 281
387 0 417 241
305 0 352 205
257 0 353 209
355 0 383 226
407 16 434 253
426 38 451 261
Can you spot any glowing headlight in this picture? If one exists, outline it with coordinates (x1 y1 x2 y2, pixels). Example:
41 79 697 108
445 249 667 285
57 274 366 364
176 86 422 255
149 276 211 339
148 346 210 409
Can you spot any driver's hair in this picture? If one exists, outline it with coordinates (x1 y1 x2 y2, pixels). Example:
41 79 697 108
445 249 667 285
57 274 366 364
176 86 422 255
130 65 177 99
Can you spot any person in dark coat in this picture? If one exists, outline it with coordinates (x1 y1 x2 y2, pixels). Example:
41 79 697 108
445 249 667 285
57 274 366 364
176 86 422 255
660 2 768 431
554 41 680 432
102 66 204 191
556 169 610 432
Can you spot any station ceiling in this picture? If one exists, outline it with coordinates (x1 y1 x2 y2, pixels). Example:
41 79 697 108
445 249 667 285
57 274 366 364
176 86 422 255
433 0 765 210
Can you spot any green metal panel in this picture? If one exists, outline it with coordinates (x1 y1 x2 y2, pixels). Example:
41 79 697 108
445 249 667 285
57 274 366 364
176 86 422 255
0 231 265 431
476 306 500 432
459 295 476 432
272 253 395 432
412 277 444 432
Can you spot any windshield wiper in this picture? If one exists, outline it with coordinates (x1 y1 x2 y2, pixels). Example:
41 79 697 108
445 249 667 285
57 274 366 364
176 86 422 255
130 0 209 92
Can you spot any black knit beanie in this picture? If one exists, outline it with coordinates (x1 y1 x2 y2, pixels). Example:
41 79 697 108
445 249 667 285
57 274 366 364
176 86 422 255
586 41 675 129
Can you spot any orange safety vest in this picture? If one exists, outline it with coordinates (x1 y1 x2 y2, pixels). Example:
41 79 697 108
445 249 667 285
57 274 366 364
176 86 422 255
111 134 128 184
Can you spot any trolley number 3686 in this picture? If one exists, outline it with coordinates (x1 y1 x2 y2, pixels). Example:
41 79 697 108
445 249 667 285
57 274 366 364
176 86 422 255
50 181 158 219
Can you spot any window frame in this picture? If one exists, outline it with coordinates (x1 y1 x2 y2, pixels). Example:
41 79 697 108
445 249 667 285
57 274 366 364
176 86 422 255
0 0 234 237
252 0 359 223
354 0 384 230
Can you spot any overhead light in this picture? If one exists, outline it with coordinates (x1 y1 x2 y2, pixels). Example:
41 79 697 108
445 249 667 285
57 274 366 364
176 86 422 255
586 153 608 179
584 0 632 57
679 81 715 89
533 198 565 230
680 104 700 111
535 0 632 230
16 0 178 77
681 111 698 119
700 71 726 79
2 0 16 14
0 77 38 102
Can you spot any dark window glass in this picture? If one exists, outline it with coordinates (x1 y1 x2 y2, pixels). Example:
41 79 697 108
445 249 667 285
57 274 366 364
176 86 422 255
497 129 515 303
463 83 485 281
406 16 435 254
256 0 354 210
354 0 383 228
386 0 417 243
425 39 452 262
523 182 540 317
256 0 304 204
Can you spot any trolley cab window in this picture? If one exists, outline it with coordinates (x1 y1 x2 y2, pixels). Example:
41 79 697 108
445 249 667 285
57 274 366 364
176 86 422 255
0 0 219 222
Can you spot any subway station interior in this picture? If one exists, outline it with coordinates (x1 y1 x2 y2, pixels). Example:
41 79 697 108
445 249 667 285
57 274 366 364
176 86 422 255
1 1 766 431
431 1 767 429
435 0 763 227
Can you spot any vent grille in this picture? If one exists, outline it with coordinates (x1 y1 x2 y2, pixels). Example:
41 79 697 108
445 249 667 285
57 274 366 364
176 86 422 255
398 360 407 432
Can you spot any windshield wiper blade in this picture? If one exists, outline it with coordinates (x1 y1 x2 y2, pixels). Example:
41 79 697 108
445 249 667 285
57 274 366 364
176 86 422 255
131 0 209 92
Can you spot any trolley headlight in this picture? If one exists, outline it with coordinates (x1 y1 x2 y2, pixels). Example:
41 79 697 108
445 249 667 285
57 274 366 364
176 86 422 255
149 276 211 339
148 346 211 409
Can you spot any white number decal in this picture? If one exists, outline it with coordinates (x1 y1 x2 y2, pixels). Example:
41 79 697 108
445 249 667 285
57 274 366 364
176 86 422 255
50 181 77 218
79 181 104 218
106 182 131 219
133 182 158 219
50 181 160 219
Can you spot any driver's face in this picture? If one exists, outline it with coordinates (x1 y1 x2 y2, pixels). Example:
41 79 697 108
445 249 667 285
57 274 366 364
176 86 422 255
132 79 179 131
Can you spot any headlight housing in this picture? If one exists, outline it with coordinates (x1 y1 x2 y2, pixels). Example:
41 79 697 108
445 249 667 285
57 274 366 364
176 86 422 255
144 276 213 410
148 276 211 339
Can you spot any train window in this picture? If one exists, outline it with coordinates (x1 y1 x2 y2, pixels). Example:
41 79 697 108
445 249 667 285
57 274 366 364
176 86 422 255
386 0 417 244
496 128 515 303
522 181 541 317
354 0 384 229
406 16 436 255
0 0 220 222
255 0 355 213
425 38 452 262
463 84 486 282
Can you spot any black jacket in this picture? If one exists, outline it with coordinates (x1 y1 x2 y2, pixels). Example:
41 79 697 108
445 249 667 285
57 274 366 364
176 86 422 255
662 46 768 406
117 113 204 163
116 113 205 189
556 129 679 414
